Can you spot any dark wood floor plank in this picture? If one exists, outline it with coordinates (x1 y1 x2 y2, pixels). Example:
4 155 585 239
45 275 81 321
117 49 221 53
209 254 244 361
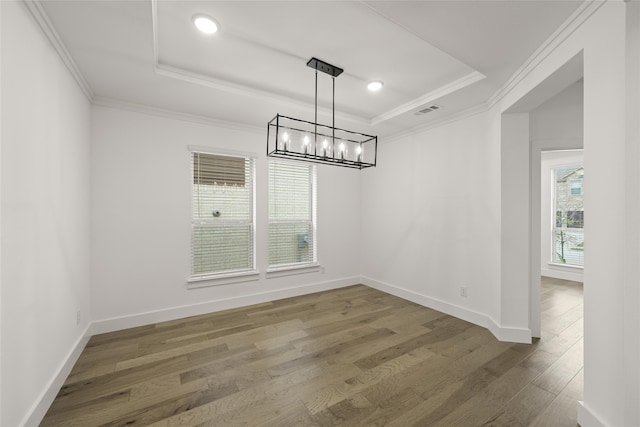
530 368 583 427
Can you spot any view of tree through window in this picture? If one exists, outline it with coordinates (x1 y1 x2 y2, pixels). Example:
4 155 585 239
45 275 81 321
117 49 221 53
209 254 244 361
553 166 584 266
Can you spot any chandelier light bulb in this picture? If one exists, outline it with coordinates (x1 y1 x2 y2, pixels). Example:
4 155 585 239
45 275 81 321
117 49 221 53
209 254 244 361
339 142 346 160
322 139 329 157
302 135 310 154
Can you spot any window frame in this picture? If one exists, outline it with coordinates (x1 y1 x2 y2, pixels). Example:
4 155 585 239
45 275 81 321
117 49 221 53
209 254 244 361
266 158 318 275
187 147 259 287
550 164 584 268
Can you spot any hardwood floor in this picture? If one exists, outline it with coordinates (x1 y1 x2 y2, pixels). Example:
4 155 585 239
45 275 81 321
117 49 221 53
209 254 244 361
41 277 583 426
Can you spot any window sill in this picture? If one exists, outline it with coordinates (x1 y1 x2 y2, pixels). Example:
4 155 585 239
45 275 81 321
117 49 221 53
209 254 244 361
548 262 584 270
187 270 260 289
266 264 321 279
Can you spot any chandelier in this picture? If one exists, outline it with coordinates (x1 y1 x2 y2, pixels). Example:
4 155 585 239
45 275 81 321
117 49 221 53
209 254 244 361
267 58 377 169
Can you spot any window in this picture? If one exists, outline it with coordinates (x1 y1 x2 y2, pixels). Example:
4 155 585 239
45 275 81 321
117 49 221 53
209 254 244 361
191 151 256 279
566 210 584 228
552 166 584 266
268 159 316 270
570 180 582 195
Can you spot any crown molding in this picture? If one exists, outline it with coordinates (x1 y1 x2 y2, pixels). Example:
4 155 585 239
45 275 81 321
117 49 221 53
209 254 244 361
150 0 486 129
150 0 369 127
22 0 94 101
154 64 371 128
370 71 486 126
381 101 491 145
24 0 604 146
382 0 602 143
92 96 265 135
487 0 603 110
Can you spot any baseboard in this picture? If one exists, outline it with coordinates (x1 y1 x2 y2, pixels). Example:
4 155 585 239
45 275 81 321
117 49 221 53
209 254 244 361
541 267 584 283
577 401 607 427
486 319 532 343
22 324 91 427
22 275 537 426
91 277 359 335
360 276 531 344
23 277 359 425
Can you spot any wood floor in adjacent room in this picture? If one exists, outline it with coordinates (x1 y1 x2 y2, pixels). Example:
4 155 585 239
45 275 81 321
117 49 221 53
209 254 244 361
41 277 583 426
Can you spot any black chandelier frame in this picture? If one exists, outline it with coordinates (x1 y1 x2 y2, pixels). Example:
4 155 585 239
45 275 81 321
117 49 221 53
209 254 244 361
267 57 378 170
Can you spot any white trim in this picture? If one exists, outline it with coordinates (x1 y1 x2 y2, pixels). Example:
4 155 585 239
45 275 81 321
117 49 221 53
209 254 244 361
26 278 357 424
266 264 321 278
151 0 368 127
488 0 603 110
24 0 602 145
22 0 94 101
154 64 367 127
486 320 532 344
381 102 490 145
383 0 602 143
187 271 260 289
150 0 159 66
189 152 257 286
0 1 3 423
547 262 584 270
93 97 264 135
24 276 537 426
91 277 359 335
370 71 486 125
21 325 91 427
360 276 532 344
577 401 608 427
541 268 584 283
187 145 259 160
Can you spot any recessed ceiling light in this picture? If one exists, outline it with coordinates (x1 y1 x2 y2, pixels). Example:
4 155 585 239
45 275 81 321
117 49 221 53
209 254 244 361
367 81 384 92
192 14 219 35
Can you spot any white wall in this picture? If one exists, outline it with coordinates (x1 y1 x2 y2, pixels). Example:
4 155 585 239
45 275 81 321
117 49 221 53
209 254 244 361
497 3 630 424
540 150 584 282
529 80 584 283
1 2 92 426
90 106 361 329
361 110 504 335
3 1 638 426
579 6 627 426
624 3 640 424
0 2 4 424
530 79 584 142
363 2 637 425
500 113 531 334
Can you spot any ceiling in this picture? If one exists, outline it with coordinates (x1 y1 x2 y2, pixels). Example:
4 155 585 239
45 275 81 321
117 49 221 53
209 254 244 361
39 0 585 139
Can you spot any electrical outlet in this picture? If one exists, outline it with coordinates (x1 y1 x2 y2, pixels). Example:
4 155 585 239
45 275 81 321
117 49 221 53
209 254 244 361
320 266 326 274
460 286 468 298
76 310 81 325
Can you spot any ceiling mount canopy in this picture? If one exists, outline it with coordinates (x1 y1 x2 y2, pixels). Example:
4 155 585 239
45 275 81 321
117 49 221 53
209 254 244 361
267 57 377 170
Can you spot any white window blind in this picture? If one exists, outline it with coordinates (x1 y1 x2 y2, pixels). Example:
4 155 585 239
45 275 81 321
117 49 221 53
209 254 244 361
191 151 256 278
268 159 316 269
